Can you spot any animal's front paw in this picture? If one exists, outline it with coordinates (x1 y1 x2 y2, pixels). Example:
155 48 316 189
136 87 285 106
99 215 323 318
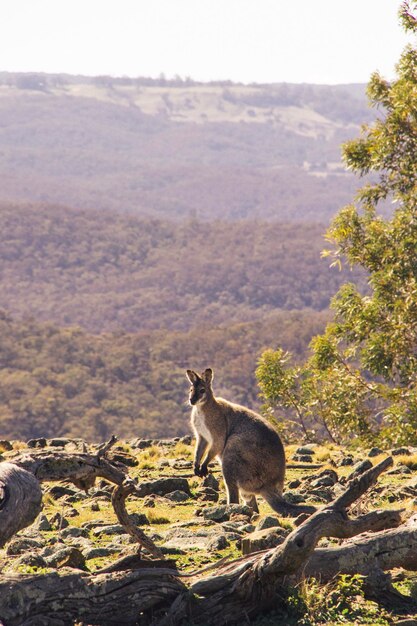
193 463 203 477
199 464 209 477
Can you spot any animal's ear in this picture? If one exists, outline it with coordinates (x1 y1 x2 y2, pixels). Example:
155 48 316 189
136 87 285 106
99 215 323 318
186 369 200 384
203 368 213 384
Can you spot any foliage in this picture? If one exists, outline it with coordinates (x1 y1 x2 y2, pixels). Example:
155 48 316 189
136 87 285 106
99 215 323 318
0 203 362 333
257 2 417 446
0 309 327 441
295 575 390 625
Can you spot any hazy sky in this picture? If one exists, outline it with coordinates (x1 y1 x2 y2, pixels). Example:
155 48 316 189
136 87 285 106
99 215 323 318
1 0 414 84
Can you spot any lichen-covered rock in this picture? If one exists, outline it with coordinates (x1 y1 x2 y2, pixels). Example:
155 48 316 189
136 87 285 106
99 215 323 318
196 487 219 502
202 473 220 491
368 447 384 457
60 526 89 539
49 512 70 530
6 537 44 555
37 514 52 531
137 477 191 497
165 490 190 502
202 504 253 522
296 447 315 455
391 447 411 456
44 546 86 570
26 438 47 449
241 527 289 555
255 515 282 531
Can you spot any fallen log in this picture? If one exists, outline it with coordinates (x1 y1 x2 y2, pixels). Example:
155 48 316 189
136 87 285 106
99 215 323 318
1 455 414 625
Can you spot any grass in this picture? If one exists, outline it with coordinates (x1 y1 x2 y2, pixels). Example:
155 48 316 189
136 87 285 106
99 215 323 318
397 453 417 470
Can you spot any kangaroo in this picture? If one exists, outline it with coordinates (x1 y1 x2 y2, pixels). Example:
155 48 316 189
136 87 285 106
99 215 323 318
186 368 316 516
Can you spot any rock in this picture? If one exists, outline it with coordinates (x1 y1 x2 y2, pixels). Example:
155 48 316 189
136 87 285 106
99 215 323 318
26 437 47 449
292 455 314 462
165 490 190 502
91 489 112 500
288 479 301 489
237 524 255 533
50 512 70 530
284 491 306 504
37 514 52 531
48 438 72 447
196 487 219 502
179 435 192 445
45 547 86 570
296 447 315 455
241 527 289 555
7 538 44 555
83 546 120 561
339 455 354 466
65 507 80 517
387 465 412 475
392 447 411 456
110 453 138 467
143 496 156 508
16 553 47 568
60 526 89 539
83 547 117 560
255 515 282 531
306 487 334 503
91 502 100 512
133 439 153 449
310 475 336 488
0 439 13 451
202 504 253 522
65 493 87 503
368 447 384 457
163 527 228 552
136 477 191 498
48 485 77 500
172 460 193 470
207 534 229 551
92 524 126 537
202 474 220 491
129 513 150 526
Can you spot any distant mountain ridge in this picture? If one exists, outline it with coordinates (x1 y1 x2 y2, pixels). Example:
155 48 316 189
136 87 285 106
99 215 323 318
0 72 373 221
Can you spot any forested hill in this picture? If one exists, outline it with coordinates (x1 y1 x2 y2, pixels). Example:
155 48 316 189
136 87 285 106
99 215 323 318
0 310 329 441
0 203 363 333
0 72 371 220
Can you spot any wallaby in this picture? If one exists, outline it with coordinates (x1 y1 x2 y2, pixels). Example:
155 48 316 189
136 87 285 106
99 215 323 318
186 368 315 516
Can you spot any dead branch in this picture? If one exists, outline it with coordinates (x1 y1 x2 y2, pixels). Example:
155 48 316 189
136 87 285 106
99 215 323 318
112 479 164 559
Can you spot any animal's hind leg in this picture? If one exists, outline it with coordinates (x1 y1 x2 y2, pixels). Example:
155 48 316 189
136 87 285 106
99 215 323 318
224 478 240 504
242 493 259 513
222 463 240 504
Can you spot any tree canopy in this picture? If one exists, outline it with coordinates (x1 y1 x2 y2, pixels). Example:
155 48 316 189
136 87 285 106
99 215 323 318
257 2 417 446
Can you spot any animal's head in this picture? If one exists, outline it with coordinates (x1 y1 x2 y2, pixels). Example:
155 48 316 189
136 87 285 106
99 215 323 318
186 368 214 406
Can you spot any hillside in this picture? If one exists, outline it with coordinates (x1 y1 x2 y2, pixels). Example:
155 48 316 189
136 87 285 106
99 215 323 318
0 203 363 333
0 309 329 441
0 73 372 221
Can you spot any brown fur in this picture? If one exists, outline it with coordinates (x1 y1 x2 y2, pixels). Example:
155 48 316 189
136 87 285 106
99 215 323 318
186 368 314 516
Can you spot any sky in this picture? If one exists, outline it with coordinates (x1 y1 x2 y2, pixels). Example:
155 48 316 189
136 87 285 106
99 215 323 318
0 0 415 85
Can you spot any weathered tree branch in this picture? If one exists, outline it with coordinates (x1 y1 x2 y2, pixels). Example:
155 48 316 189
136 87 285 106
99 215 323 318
112 479 164 559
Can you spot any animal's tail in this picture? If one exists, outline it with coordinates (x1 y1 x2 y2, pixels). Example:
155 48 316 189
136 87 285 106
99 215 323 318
260 488 316 518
